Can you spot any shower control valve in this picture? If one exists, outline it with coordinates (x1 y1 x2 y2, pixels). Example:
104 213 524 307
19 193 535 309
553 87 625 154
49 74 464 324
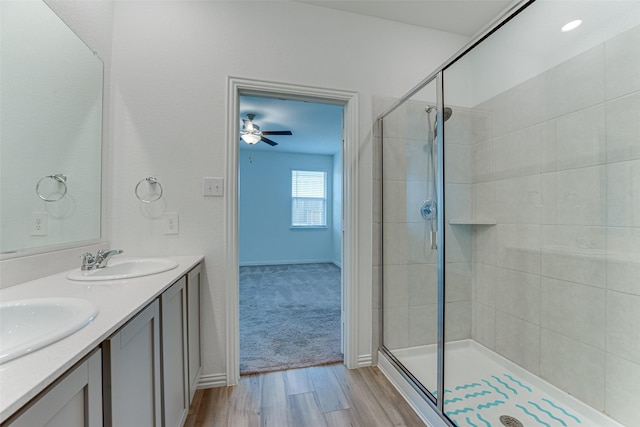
420 200 437 221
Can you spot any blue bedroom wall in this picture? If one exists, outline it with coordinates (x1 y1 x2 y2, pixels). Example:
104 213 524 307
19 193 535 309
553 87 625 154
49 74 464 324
239 149 339 266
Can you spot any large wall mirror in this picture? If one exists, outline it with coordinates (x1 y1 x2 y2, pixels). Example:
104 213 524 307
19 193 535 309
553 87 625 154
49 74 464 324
1 1 103 256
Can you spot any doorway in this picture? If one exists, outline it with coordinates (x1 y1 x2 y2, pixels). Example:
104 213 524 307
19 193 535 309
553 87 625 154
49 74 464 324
226 77 359 384
238 95 343 374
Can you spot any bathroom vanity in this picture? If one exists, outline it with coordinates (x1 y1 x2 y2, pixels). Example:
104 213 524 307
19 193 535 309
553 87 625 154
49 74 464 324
0 256 203 427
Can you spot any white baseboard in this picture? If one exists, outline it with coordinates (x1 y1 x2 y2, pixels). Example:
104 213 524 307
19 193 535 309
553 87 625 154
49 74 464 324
357 354 372 367
197 373 227 389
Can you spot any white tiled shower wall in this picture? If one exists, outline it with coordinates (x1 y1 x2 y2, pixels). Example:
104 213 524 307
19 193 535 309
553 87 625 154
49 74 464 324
469 24 640 426
379 95 474 353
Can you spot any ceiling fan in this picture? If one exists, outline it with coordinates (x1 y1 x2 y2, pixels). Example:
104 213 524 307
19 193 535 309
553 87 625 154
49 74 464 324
240 113 292 146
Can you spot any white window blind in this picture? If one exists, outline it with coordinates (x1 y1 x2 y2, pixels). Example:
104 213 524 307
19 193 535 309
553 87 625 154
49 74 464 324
291 170 326 227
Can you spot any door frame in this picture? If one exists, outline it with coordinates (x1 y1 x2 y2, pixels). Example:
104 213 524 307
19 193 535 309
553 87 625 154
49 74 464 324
225 77 360 384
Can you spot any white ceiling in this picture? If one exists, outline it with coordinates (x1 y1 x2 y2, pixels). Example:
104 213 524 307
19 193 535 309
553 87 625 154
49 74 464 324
296 0 514 37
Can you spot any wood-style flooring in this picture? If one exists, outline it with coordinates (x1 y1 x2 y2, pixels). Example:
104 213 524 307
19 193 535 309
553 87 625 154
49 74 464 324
185 363 426 427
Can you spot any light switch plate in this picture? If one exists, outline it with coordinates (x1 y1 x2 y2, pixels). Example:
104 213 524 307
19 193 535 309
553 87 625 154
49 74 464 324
203 177 223 197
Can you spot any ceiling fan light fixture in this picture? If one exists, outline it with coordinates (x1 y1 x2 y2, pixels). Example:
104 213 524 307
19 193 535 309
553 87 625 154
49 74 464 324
244 121 258 132
239 113 289 147
241 133 261 144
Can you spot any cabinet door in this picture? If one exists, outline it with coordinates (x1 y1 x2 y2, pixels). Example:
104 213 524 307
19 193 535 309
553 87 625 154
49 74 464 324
186 264 202 404
161 277 188 427
104 300 161 427
5 349 102 427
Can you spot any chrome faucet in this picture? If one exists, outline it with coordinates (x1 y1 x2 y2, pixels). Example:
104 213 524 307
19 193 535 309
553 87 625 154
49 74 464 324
80 252 96 270
80 249 123 270
95 249 123 268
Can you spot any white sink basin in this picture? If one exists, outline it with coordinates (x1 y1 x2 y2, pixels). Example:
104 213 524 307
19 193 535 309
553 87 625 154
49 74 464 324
0 297 98 364
66 258 178 281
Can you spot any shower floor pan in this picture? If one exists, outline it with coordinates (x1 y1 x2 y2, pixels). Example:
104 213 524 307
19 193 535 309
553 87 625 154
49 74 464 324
392 340 623 427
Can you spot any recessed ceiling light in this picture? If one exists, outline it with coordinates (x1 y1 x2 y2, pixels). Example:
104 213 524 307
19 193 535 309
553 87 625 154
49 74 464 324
561 19 582 32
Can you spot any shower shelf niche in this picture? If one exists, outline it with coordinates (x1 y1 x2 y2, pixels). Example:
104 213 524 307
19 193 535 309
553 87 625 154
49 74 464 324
448 219 496 225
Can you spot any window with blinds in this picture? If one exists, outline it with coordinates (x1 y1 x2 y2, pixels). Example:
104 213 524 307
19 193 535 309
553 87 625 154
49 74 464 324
291 170 327 227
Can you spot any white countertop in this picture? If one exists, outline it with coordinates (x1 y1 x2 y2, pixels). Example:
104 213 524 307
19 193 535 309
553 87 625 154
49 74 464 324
0 255 203 423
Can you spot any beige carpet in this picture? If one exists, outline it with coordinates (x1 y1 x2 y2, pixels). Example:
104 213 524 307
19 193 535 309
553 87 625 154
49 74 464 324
239 263 343 375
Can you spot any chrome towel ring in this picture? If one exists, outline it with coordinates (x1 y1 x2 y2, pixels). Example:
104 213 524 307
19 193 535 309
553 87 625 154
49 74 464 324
135 177 163 203
36 174 68 202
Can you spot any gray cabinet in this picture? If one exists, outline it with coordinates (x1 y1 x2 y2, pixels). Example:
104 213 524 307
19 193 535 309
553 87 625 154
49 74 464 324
103 300 161 427
186 264 202 404
102 264 202 427
160 277 189 427
3 349 102 427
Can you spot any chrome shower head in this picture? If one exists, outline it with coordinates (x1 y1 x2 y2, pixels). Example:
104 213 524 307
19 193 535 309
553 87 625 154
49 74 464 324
442 107 453 122
425 105 453 122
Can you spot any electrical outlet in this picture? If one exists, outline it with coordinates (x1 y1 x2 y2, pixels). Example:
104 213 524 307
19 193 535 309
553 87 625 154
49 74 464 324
163 213 179 235
31 212 48 236
203 177 223 197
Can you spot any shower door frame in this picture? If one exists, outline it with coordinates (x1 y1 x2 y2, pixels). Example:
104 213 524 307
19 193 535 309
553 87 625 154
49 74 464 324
378 69 448 418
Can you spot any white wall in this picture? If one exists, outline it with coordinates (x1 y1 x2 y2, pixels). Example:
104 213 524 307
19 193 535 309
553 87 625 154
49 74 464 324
239 150 335 266
106 0 468 382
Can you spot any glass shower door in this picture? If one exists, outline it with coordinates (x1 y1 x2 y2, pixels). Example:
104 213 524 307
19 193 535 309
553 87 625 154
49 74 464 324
441 1 640 426
381 79 440 399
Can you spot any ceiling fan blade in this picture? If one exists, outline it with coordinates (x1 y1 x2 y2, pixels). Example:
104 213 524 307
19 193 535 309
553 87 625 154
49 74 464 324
262 130 292 135
261 136 278 146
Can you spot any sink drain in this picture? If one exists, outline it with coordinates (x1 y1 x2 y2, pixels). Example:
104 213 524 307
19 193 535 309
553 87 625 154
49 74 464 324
499 415 524 427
